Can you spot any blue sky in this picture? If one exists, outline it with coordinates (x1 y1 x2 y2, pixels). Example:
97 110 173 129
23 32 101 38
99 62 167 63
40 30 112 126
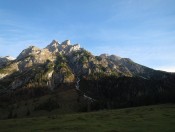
0 0 175 72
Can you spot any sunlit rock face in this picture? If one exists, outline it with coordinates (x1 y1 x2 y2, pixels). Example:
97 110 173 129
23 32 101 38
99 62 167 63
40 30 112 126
61 40 71 45
0 39 170 91
45 40 60 53
45 39 80 54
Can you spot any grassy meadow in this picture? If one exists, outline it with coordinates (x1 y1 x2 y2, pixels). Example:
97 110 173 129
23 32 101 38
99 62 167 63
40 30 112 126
0 104 175 132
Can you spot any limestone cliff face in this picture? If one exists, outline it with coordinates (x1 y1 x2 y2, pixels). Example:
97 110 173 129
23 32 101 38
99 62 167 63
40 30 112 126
16 46 55 71
45 39 80 54
0 39 168 92
45 40 60 53
0 40 80 90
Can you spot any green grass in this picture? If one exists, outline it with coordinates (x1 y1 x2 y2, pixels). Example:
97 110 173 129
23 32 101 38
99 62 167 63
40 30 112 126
0 104 175 132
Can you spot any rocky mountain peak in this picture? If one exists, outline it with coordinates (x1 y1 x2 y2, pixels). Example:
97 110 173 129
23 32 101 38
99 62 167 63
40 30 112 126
17 45 41 60
1 38 175 120
61 40 71 45
0 56 15 68
0 39 174 100
51 39 59 44
109 55 122 61
45 39 80 54
100 54 109 58
100 54 121 61
45 40 60 52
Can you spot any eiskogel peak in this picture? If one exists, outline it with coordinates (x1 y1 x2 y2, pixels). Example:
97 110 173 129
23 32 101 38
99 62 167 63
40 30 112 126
45 39 80 54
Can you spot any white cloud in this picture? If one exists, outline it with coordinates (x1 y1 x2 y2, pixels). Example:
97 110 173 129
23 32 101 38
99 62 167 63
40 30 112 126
155 66 175 72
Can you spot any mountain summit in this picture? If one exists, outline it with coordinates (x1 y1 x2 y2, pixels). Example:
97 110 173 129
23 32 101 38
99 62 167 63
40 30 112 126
0 40 174 118
45 39 80 54
0 39 172 89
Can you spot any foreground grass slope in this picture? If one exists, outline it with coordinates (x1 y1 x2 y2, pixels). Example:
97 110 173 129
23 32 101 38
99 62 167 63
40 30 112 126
0 104 175 132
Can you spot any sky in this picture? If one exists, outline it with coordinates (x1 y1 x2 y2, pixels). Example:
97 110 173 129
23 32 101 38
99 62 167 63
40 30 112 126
0 0 175 72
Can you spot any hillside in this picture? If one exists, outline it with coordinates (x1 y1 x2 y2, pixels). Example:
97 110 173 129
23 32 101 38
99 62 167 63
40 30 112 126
0 40 175 119
0 104 175 132
0 39 172 92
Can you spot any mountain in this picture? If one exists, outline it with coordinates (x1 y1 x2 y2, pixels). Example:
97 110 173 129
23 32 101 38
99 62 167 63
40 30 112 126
0 56 15 78
0 40 172 90
0 40 174 119
0 56 15 67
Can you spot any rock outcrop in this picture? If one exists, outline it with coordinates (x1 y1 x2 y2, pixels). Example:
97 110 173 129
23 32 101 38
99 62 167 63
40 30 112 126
45 39 80 54
45 40 60 53
0 56 15 68
0 39 171 91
